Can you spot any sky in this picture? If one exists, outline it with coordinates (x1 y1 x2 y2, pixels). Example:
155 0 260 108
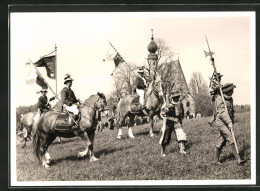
10 12 254 106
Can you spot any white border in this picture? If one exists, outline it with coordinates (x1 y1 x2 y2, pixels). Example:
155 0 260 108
10 11 256 186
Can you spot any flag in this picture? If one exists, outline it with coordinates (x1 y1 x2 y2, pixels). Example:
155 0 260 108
106 46 117 61
203 50 215 58
25 62 48 89
113 53 124 67
34 55 56 79
36 76 48 89
25 62 37 85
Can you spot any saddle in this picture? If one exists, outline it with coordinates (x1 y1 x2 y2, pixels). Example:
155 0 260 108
129 95 143 114
53 112 75 133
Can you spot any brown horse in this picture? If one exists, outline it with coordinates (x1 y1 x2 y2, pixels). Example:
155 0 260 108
19 110 62 148
115 73 163 139
18 112 36 148
33 92 106 168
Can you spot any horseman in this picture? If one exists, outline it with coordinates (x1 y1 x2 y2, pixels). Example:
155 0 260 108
133 67 148 109
160 90 187 157
34 88 51 121
61 74 81 129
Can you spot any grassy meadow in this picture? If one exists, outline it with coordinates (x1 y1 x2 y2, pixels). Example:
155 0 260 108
15 112 251 181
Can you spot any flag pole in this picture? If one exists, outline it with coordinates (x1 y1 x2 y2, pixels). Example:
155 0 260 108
108 41 127 65
55 44 57 96
205 36 239 153
29 59 77 125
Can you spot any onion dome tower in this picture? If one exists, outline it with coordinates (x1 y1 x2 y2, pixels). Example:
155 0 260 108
147 29 158 77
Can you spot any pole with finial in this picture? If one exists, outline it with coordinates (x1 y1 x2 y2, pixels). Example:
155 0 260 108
204 36 239 153
55 44 57 95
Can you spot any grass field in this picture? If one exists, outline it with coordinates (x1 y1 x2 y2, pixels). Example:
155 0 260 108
15 112 251 181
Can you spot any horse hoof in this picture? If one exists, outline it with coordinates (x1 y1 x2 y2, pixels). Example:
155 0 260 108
150 133 154 137
161 153 166 157
90 157 99 162
42 162 50 168
116 136 121 140
128 135 135 139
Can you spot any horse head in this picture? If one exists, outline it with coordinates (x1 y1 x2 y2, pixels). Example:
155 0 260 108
147 72 164 97
95 92 107 111
83 92 107 112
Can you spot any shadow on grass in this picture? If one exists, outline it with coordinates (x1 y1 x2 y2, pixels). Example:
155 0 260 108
220 141 250 163
95 145 135 157
51 145 135 165
185 139 202 151
134 129 160 136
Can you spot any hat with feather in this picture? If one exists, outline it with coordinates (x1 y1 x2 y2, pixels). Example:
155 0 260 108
64 73 74 84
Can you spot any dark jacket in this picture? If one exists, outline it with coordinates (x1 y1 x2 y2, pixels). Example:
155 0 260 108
161 102 184 126
135 76 147 90
224 96 234 123
37 95 49 112
215 95 232 127
61 87 78 106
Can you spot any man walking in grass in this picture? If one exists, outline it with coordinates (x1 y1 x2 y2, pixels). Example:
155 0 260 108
209 83 245 165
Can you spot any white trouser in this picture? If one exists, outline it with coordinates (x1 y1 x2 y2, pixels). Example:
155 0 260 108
33 109 40 121
64 104 79 115
174 123 187 142
136 89 145 105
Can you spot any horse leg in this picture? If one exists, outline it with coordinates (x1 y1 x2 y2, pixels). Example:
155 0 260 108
22 127 28 148
57 136 62 144
88 131 98 162
37 133 49 168
128 114 135 139
116 114 126 140
78 131 91 158
44 133 57 165
149 113 155 137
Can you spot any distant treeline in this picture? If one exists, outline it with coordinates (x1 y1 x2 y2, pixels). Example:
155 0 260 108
234 104 250 113
16 103 37 119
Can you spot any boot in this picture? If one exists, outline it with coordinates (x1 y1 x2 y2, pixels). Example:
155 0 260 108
161 145 166 157
72 114 80 131
213 147 222 164
230 144 245 165
178 141 187 154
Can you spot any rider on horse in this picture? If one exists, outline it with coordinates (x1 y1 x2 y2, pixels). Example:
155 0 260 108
34 88 50 120
61 74 81 129
133 67 148 109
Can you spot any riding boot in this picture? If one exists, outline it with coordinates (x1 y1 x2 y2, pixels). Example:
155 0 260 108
230 144 245 165
213 147 222 164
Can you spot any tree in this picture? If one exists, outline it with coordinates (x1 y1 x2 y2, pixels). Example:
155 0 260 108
189 72 214 117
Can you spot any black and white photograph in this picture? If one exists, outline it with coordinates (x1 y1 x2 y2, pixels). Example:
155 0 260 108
10 11 256 186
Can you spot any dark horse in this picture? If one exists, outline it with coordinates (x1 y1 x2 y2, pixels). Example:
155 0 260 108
115 73 163 139
33 92 106 168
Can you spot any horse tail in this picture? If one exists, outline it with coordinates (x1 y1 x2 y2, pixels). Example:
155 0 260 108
33 128 41 161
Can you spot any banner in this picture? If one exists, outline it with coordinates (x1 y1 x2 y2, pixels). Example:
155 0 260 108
34 55 56 79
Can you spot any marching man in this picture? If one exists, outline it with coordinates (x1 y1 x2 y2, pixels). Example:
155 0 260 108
133 67 148 109
209 83 245 165
61 74 81 129
159 90 187 157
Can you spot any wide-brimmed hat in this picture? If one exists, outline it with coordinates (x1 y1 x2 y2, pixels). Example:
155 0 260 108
137 67 144 73
222 83 236 93
64 74 74 84
170 90 181 98
40 88 48 93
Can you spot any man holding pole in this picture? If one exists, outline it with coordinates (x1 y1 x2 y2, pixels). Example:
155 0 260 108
211 84 245 165
204 36 245 165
